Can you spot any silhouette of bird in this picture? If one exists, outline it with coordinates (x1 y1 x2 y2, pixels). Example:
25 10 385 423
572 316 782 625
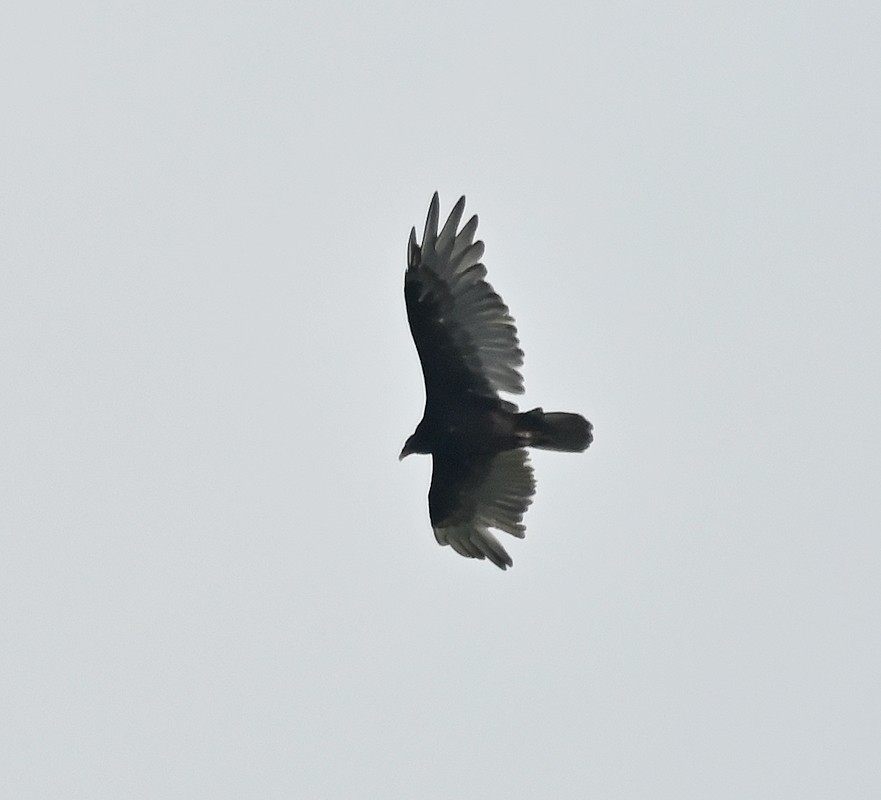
400 193 593 569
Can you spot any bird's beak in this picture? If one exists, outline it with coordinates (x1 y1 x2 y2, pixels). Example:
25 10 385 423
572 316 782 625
399 443 412 461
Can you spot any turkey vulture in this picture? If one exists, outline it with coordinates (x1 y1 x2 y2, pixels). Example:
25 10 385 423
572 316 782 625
400 193 593 569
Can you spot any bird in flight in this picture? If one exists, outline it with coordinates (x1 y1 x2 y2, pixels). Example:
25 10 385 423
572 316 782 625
400 193 593 569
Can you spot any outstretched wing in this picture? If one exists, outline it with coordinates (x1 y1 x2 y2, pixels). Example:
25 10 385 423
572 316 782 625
429 448 536 570
405 193 524 403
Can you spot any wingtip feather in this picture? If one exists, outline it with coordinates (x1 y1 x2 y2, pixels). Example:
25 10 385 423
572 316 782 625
435 524 513 570
435 195 467 257
408 227 419 268
423 193 440 251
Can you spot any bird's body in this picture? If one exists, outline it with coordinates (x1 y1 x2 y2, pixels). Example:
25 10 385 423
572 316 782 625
400 194 592 569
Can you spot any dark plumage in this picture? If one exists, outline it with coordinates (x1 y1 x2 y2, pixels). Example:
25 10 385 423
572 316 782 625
400 193 593 570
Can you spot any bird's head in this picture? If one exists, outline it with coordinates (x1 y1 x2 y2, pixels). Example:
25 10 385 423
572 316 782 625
399 434 416 461
399 428 430 460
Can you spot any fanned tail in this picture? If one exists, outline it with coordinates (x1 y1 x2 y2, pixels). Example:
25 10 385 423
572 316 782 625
518 408 593 452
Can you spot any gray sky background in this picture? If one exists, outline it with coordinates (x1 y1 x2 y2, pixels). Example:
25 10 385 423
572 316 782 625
3 1 880 797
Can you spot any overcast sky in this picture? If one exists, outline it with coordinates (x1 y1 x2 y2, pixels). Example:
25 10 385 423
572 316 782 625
2 1 880 797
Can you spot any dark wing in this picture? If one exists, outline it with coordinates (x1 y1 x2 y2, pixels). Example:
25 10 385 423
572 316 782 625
405 193 524 402
429 448 536 570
